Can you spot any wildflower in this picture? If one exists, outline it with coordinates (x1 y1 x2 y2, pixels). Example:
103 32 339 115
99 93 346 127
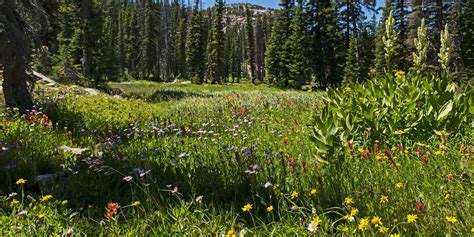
446 216 457 224
8 192 17 198
308 217 321 232
18 210 28 216
16 178 26 185
358 217 369 231
396 182 403 189
389 234 400 237
10 199 19 205
434 150 442 156
471 227 474 233
344 87 352 94
378 226 389 234
105 202 121 219
195 195 203 204
407 214 418 223
416 201 425 212
344 214 355 222
380 195 389 204
123 176 133 182
350 208 358 216
263 181 273 188
344 197 354 205
310 188 317 195
40 195 53 202
267 205 273 212
307 222 319 232
226 229 235 237
376 153 383 160
132 201 141 206
447 174 454 182
291 191 299 199
242 203 252 212
38 213 45 219
371 216 382 227
395 70 405 80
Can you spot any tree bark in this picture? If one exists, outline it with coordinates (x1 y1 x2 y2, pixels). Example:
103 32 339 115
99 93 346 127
0 0 34 111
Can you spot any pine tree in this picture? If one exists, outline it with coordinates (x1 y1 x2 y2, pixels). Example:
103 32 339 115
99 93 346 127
339 0 376 43
186 0 206 83
462 0 474 78
245 7 257 83
288 0 311 88
175 1 188 79
307 0 343 86
342 36 361 85
206 0 225 84
265 0 293 86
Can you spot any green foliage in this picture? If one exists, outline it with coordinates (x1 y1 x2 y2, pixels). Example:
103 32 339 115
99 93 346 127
310 74 472 158
186 0 207 84
206 0 225 84
342 36 361 85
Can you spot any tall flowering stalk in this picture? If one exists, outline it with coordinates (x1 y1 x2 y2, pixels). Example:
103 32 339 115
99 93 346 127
413 19 428 76
383 11 397 75
438 23 453 75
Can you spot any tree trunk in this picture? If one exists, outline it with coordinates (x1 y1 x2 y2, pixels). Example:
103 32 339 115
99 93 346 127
0 0 34 111
3 64 33 110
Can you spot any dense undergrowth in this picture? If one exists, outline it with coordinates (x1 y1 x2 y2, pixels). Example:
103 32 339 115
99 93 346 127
0 79 472 235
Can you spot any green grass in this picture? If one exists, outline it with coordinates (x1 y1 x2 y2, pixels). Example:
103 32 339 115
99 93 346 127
0 81 472 235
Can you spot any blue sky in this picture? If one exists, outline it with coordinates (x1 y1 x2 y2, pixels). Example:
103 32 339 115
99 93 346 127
202 0 385 18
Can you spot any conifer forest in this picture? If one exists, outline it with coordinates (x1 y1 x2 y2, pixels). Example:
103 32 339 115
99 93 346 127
0 0 473 235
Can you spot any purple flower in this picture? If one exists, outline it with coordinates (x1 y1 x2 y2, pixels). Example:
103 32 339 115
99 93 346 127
123 176 133 182
139 170 151 177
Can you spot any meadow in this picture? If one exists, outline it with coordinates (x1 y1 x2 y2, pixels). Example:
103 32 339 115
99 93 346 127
0 78 472 236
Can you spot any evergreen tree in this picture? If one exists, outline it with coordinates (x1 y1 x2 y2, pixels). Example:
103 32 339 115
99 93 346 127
175 1 188 79
288 0 311 88
342 36 361 84
245 7 257 83
206 0 225 84
462 0 474 78
186 0 206 83
265 0 293 86
307 0 343 86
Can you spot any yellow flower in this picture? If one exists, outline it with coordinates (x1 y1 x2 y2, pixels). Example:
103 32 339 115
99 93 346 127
434 150 442 156
471 227 474 233
10 199 19 205
446 216 457 224
407 214 418 223
378 225 389 234
389 233 400 237
344 197 354 205
310 189 317 195
311 216 322 225
358 217 369 231
40 195 53 202
242 203 252 212
396 182 403 189
376 153 383 161
344 87 352 93
371 216 382 226
291 191 299 199
226 229 235 237
38 213 45 219
358 147 364 154
395 70 405 80
267 205 273 212
380 195 389 204
132 201 141 206
16 178 27 185
350 208 358 216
